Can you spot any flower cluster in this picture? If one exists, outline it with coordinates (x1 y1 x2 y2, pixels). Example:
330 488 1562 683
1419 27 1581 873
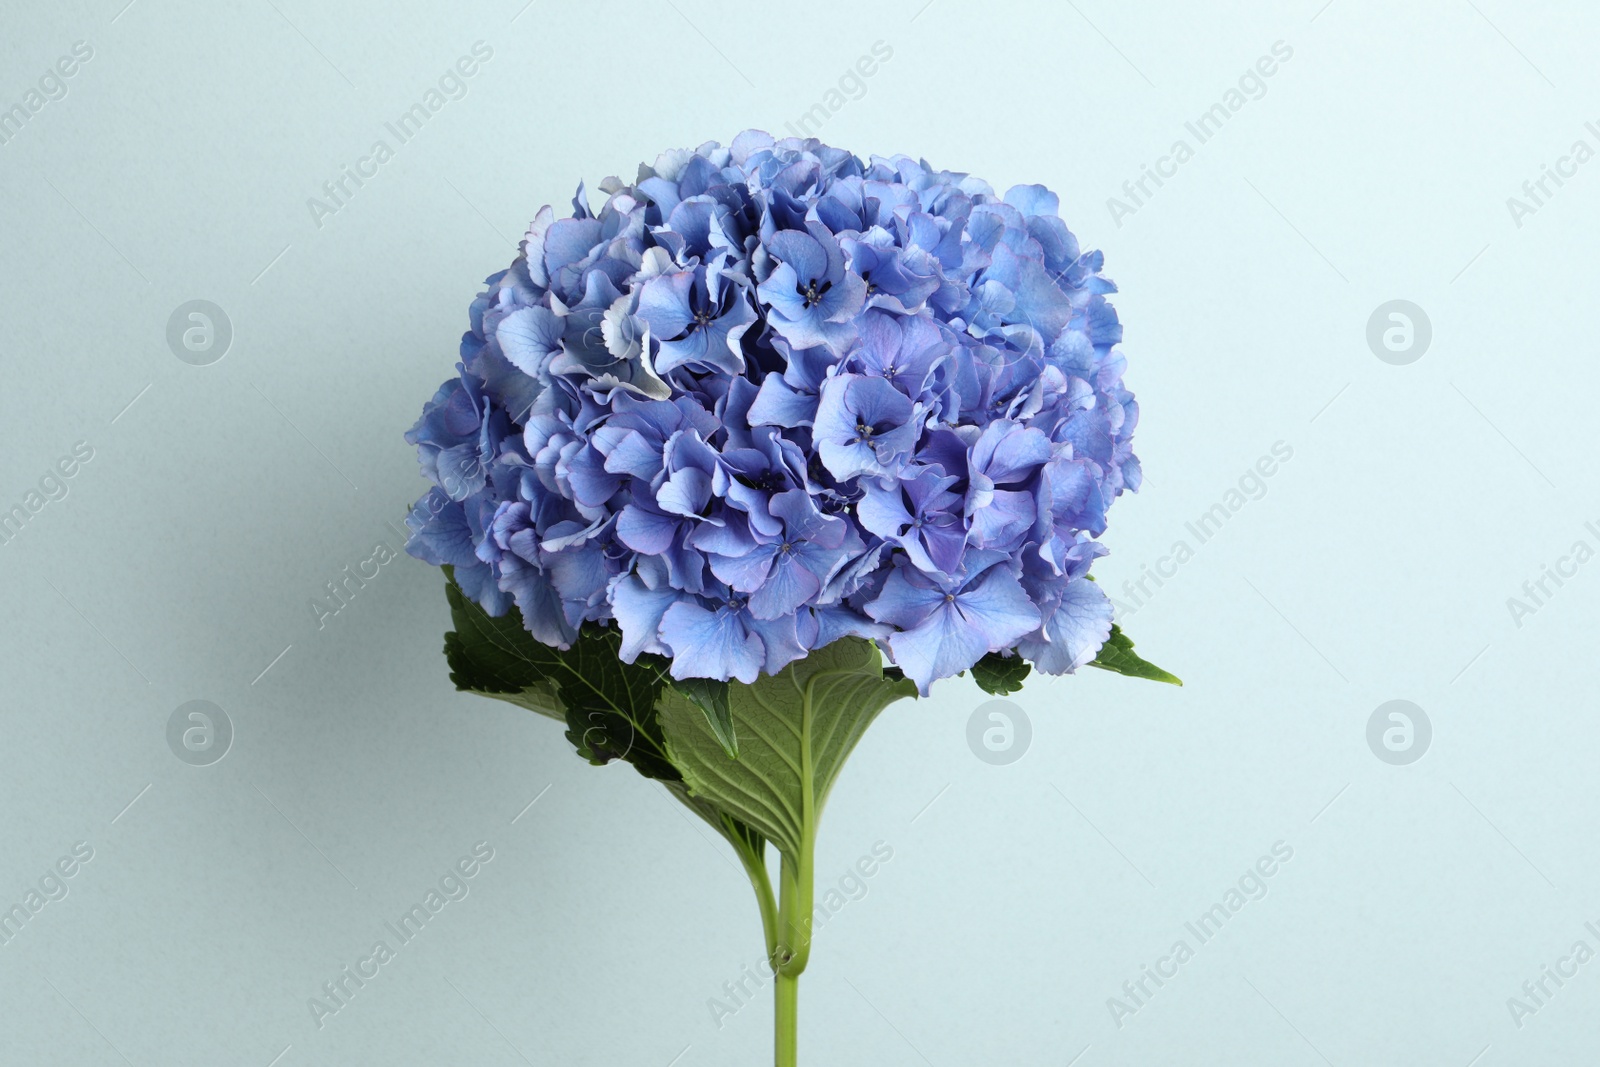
406 130 1140 693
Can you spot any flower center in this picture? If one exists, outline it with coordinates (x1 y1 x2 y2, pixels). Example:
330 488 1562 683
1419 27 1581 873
799 278 832 309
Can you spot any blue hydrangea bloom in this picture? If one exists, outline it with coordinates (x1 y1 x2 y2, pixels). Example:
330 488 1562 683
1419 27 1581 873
406 130 1140 694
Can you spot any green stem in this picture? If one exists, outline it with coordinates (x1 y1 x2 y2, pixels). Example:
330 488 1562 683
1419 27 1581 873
773 854 813 1065
775 971 799 1067
770 675 821 1064
728 821 780 965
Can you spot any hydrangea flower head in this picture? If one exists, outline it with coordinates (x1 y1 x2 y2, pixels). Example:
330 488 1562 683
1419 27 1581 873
406 130 1141 694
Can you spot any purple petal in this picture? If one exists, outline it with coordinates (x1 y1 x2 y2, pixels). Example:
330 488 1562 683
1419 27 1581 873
1017 578 1113 674
709 545 777 594
767 229 827 281
496 306 563 376
955 565 1042 649
635 271 695 340
616 505 679 554
884 602 988 694
749 554 822 619
865 567 945 630
661 601 764 683
748 375 819 428
611 574 679 661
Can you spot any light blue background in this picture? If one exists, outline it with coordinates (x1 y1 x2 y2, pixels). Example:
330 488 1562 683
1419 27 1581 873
2 0 1596 1063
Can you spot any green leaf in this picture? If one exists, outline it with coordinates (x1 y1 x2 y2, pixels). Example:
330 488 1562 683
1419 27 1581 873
1090 624 1183 686
670 676 737 759
970 651 1032 695
440 567 681 780
663 779 767 863
656 637 916 858
441 566 565 719
662 779 780 963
